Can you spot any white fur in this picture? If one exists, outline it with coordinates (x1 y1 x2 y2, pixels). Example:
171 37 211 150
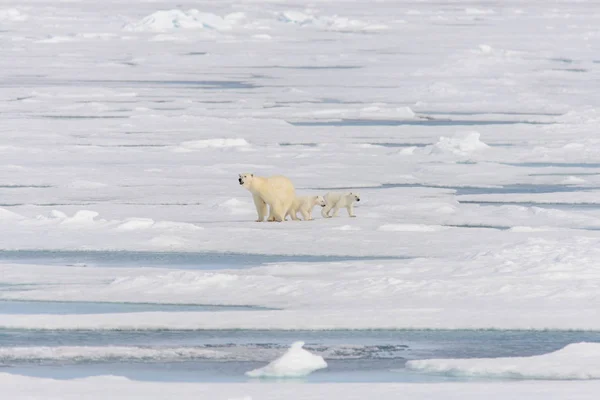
287 195 326 221
321 192 361 218
238 173 296 222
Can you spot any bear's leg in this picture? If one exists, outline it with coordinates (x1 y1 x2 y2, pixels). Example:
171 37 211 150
270 200 285 222
307 210 314 221
300 209 310 221
347 203 356 217
267 203 277 222
279 198 295 222
331 203 341 217
289 209 300 221
321 204 332 218
253 195 267 222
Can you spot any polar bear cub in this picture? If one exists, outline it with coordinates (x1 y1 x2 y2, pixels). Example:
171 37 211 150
287 195 326 221
238 173 296 222
321 192 361 218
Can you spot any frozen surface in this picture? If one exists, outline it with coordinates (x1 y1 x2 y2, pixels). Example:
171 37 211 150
2 0 600 392
245 341 327 378
0 249 599 330
406 342 600 380
2 373 600 400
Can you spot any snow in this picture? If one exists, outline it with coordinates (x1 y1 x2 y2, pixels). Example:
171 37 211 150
123 10 240 32
1 373 600 400
277 11 387 32
245 341 327 378
425 132 490 156
1 0 600 391
0 8 28 22
406 343 600 380
174 138 250 152
377 224 447 232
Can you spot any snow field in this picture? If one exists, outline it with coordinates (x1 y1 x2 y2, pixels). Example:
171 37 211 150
2 373 600 400
1 0 600 393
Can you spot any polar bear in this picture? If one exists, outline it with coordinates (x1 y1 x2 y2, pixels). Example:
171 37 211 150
321 192 361 218
287 195 326 221
238 173 296 222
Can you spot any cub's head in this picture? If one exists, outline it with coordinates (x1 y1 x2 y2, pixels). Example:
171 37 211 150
315 195 326 207
349 192 361 202
238 173 254 189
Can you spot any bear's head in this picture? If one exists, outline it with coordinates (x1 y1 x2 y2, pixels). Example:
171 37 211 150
349 192 360 202
315 195 326 207
238 173 255 189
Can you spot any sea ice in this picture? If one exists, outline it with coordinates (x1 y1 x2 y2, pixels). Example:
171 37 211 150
245 341 327 378
426 132 490 156
406 342 600 380
1 373 600 399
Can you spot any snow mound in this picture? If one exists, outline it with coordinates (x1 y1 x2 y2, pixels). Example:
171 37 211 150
116 218 155 231
406 342 600 380
278 11 387 32
124 9 242 32
561 176 586 185
215 198 254 215
0 346 225 362
332 225 361 231
59 211 102 226
427 132 489 156
0 8 28 21
245 341 327 378
175 139 250 152
378 224 447 232
0 208 25 221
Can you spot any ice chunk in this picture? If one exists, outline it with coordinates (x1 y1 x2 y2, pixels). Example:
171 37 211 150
0 8 28 21
278 11 314 25
245 341 327 378
406 342 600 380
124 9 237 32
427 132 489 156
60 211 101 225
277 11 387 32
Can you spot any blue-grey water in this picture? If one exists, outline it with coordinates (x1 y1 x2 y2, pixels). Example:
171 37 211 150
0 250 403 270
1 329 599 383
0 248 599 383
0 300 274 314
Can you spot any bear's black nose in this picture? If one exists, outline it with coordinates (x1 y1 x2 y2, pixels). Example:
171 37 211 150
357 198 360 201
238 178 243 184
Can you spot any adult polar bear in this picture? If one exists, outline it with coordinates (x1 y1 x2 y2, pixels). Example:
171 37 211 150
238 173 296 222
